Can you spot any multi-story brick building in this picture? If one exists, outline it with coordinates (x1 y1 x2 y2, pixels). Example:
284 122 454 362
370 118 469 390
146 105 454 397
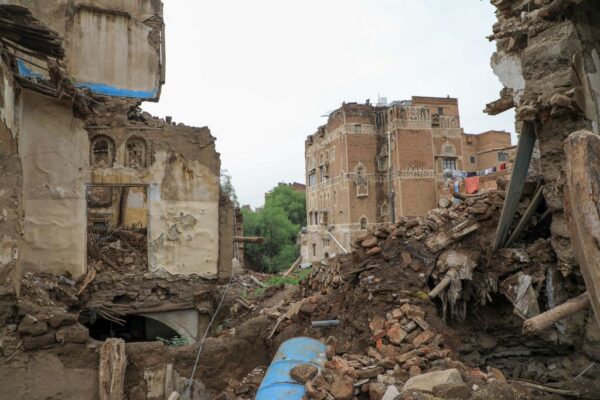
301 96 511 263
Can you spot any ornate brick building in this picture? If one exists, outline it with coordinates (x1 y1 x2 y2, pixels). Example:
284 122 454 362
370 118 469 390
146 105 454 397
301 96 511 263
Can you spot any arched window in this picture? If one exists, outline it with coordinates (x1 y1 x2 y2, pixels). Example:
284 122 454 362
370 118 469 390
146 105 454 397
354 163 368 197
381 201 389 218
360 217 368 230
126 137 147 168
91 135 115 167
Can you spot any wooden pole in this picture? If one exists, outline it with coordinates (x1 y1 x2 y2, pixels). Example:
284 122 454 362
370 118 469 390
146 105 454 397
99 338 127 400
233 236 264 244
428 269 458 299
505 184 544 246
564 131 600 325
283 256 302 277
523 292 590 334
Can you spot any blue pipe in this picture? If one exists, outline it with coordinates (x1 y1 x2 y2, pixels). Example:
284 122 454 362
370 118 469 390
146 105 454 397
256 337 327 400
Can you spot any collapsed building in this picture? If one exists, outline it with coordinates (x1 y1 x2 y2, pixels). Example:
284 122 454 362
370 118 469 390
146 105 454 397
302 96 514 263
0 1 239 398
2 0 600 399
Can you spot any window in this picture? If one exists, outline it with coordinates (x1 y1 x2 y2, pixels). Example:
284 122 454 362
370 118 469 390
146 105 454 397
442 158 456 171
470 156 476 164
125 137 146 168
360 217 368 230
308 171 317 187
312 243 316 256
322 238 330 247
498 152 509 162
381 202 389 218
438 107 444 115
91 135 115 167
321 211 329 226
355 163 368 197
353 124 362 134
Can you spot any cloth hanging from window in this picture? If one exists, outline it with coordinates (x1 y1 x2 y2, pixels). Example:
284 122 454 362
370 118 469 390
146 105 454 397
465 176 480 194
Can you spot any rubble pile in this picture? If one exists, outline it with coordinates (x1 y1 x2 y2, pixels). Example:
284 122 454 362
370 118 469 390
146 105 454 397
243 188 599 399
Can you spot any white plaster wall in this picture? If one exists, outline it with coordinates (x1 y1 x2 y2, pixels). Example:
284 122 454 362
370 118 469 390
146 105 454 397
0 67 17 137
92 150 220 278
68 7 159 94
0 0 162 97
18 91 89 278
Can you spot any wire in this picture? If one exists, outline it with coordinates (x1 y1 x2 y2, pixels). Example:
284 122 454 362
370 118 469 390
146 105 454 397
183 271 235 399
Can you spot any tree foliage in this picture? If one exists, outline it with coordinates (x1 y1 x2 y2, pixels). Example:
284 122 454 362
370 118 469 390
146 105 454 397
220 169 239 207
242 184 306 272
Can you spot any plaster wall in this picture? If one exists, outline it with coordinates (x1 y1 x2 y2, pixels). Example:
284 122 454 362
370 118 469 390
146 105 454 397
18 91 89 278
1 0 163 99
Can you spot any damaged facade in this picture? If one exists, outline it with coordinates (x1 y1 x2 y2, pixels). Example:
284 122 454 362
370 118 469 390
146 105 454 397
302 96 513 263
0 1 237 398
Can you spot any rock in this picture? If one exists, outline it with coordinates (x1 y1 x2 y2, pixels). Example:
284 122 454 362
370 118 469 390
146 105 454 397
358 366 384 379
379 357 396 369
425 231 454 253
550 93 571 108
381 385 400 400
468 203 488 215
486 366 507 383
374 230 389 239
18 314 48 336
369 382 386 400
405 220 419 229
330 373 354 399
462 350 481 365
290 363 318 383
401 368 463 394
367 247 383 256
23 332 55 350
432 382 471 399
48 313 78 329
362 237 378 248
55 323 89 344
412 330 435 347
438 198 451 208
299 301 318 315
123 256 134 264
386 323 407 345
370 316 386 332
409 365 422 377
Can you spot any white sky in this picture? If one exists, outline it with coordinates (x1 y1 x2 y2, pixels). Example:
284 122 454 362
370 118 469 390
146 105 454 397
143 0 515 208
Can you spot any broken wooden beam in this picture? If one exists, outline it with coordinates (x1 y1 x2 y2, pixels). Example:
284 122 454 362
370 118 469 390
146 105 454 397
493 121 537 250
283 256 302 277
428 269 458 299
523 292 590 334
505 183 544 246
564 131 600 324
233 236 264 244
484 95 514 116
99 338 127 400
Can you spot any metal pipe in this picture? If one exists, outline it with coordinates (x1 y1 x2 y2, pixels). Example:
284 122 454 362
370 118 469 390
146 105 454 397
311 320 340 328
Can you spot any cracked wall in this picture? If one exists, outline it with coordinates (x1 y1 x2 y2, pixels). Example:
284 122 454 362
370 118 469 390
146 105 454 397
0 0 164 99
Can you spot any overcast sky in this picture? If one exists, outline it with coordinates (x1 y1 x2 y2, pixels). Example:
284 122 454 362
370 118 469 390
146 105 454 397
143 0 515 208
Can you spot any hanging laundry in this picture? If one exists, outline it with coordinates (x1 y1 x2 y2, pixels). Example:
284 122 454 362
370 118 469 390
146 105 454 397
465 176 480 194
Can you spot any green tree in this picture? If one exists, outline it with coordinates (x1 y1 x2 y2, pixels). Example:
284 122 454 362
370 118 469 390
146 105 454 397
265 184 307 227
220 169 239 207
242 184 306 272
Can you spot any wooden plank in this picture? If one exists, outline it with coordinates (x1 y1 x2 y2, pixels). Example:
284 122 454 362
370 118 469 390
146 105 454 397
505 184 545 246
99 338 127 400
493 121 537 250
564 131 600 324
233 236 264 244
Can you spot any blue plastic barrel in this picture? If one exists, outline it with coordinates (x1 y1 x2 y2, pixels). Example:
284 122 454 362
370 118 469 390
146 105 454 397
256 337 327 400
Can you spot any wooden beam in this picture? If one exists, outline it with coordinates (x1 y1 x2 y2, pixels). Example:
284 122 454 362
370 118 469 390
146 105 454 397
505 184 545 246
493 122 537 250
523 292 590 334
233 236 264 244
283 256 302 277
564 131 600 324
99 338 126 400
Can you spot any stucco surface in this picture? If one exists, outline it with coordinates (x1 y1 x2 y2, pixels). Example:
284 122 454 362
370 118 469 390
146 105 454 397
18 92 89 278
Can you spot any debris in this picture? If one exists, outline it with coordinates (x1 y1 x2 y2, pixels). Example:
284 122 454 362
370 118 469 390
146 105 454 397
311 320 340 328
402 368 464 393
523 292 590 334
